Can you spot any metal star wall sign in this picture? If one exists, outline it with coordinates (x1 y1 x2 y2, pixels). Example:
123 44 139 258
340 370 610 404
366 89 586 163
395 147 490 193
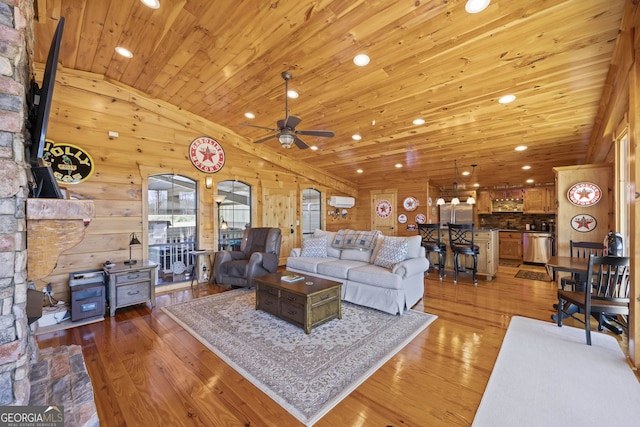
571 214 597 232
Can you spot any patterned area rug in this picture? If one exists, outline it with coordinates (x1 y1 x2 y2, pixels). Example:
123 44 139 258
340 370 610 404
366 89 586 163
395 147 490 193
515 270 552 282
162 289 437 426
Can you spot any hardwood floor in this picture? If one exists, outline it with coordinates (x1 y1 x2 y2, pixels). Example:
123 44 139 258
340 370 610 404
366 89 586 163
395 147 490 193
36 265 632 426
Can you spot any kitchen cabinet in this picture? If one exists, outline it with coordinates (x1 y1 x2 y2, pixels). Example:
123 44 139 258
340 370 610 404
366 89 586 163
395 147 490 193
523 186 555 213
476 191 492 214
433 229 498 281
499 231 523 260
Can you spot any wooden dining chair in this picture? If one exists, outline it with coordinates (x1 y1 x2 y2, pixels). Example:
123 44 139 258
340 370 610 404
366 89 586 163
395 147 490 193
560 240 605 291
556 254 630 345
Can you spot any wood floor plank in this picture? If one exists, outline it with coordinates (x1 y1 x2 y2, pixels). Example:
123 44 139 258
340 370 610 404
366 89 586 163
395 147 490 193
36 265 632 426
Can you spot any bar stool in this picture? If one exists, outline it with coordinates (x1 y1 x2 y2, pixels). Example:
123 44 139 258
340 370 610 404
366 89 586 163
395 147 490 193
448 223 479 285
417 223 446 279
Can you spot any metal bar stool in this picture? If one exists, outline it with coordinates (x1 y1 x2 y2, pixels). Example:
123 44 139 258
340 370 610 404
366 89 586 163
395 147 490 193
417 223 446 279
447 223 479 285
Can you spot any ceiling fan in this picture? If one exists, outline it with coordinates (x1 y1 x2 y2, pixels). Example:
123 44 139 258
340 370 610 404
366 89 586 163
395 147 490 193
240 71 335 149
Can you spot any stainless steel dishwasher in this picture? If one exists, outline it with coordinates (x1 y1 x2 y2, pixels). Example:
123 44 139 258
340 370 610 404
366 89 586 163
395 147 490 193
522 232 553 264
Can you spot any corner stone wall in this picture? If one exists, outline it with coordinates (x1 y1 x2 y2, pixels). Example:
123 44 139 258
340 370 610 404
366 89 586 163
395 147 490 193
0 0 37 405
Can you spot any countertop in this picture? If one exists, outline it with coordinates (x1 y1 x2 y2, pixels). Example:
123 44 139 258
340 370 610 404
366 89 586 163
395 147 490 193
498 229 553 234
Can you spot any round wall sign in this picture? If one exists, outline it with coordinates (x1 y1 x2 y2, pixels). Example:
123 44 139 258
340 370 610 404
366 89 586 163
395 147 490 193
189 136 225 173
403 196 418 211
570 214 597 232
42 139 94 184
375 199 392 218
567 182 602 206
398 214 407 223
415 213 426 224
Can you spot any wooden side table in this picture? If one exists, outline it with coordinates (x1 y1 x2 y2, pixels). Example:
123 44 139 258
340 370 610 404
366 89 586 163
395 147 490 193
103 261 157 316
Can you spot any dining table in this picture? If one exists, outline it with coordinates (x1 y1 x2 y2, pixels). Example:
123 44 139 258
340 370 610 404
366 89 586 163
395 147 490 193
545 255 623 334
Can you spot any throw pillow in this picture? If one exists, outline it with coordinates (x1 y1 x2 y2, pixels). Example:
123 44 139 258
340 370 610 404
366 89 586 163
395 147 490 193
301 237 328 258
374 237 409 269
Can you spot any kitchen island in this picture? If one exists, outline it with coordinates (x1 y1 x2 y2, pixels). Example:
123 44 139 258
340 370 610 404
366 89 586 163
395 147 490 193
428 229 499 282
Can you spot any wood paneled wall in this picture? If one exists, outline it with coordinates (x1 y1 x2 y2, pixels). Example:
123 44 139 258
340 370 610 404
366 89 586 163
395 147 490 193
35 68 357 301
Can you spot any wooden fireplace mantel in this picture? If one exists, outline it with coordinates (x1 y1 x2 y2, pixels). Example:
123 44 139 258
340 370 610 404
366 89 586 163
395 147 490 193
26 199 95 282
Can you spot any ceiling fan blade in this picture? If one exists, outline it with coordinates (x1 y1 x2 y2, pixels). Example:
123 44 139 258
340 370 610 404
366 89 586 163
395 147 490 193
253 134 278 144
295 130 335 138
293 136 309 149
280 115 302 130
240 123 278 132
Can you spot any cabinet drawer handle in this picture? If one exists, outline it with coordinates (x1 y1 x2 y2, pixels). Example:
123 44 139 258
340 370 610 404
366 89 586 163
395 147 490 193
287 309 298 316
127 274 142 280
127 290 141 296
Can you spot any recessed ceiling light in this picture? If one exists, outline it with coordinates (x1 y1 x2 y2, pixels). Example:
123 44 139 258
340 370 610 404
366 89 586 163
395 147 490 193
115 46 133 58
352 134 362 141
353 54 370 66
395 163 403 168
473 183 480 187
515 145 528 151
310 146 318 151
244 112 255 119
462 171 471 176
357 169 363 173
522 165 531 170
371 120 376 126
499 94 516 104
526 179 534 183
412 118 425 125
140 0 160 9
287 90 298 99
465 0 490 14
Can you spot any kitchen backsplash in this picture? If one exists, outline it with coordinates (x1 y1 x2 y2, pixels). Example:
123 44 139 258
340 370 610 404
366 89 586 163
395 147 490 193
479 213 555 231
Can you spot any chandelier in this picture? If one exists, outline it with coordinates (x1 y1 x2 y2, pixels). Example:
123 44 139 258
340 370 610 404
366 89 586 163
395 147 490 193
436 161 477 206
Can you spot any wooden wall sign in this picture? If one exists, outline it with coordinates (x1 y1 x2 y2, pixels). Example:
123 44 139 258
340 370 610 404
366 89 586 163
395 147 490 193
189 136 225 173
43 139 95 184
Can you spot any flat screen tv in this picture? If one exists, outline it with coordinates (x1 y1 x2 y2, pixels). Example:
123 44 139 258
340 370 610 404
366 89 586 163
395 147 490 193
28 17 65 198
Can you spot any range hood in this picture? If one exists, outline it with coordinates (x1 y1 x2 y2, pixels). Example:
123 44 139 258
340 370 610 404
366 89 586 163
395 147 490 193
491 199 523 213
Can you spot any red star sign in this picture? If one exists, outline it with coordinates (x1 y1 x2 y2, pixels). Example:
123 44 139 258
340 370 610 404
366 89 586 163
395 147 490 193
574 216 594 230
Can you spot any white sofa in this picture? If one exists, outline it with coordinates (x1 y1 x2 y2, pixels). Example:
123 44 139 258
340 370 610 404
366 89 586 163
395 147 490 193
286 229 429 315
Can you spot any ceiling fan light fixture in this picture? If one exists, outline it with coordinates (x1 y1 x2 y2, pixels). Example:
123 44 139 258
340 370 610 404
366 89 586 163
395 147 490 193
465 0 490 14
279 133 295 148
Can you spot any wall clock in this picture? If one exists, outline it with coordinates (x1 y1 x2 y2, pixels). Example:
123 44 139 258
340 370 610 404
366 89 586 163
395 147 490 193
415 213 426 224
375 199 392 218
570 214 597 232
398 214 407 224
567 182 601 207
403 196 418 211
189 136 225 173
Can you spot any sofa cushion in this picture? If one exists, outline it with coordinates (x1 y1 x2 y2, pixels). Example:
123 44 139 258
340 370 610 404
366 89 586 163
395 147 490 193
286 256 334 274
374 237 409 269
313 229 341 258
340 248 372 262
301 237 327 257
317 259 367 280
347 264 403 289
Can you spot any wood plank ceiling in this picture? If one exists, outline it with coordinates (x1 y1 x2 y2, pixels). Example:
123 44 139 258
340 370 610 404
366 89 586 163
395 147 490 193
33 0 627 191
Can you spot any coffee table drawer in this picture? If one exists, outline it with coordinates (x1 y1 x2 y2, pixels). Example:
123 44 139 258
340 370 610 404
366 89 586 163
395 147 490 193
310 288 340 306
280 290 305 306
280 300 304 325
257 290 279 315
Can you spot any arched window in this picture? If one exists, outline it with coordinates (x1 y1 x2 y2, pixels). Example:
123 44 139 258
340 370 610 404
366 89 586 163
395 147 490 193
217 180 251 250
148 174 198 285
302 188 322 237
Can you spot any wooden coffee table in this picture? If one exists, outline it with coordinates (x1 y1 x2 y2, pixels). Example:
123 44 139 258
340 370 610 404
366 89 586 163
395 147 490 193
254 272 342 334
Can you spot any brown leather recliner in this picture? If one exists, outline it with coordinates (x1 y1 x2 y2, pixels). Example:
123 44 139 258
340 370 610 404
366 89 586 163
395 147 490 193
214 227 282 287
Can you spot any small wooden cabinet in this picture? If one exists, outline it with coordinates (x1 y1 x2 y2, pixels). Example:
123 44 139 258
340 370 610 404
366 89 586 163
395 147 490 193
499 231 523 260
104 261 157 316
523 186 555 213
476 191 492 214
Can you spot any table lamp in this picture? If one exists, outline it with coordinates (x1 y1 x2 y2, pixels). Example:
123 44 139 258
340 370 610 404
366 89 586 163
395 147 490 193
125 232 141 265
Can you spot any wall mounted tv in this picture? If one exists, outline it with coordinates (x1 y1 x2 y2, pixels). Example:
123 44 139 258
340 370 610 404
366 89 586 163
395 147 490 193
27 17 65 198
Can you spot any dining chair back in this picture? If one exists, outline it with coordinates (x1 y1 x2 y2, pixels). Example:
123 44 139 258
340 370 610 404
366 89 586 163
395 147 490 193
556 254 630 345
447 223 479 285
562 240 605 291
417 223 446 279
